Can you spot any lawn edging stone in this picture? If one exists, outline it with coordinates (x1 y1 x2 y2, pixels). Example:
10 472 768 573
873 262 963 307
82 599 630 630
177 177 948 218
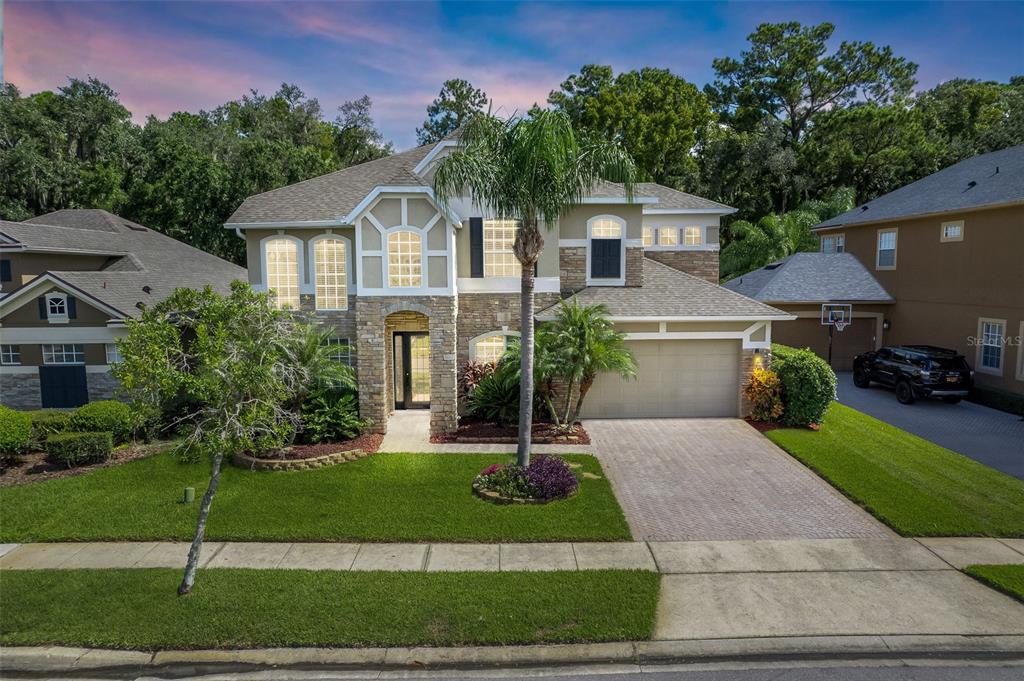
232 449 367 472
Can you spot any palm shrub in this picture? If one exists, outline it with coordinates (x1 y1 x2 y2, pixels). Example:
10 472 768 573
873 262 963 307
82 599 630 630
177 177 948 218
300 391 369 444
433 110 636 465
771 344 837 426
278 324 356 419
467 359 521 427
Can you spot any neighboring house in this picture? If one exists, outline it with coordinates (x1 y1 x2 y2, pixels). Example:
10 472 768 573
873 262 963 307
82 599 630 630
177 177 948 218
812 145 1024 395
0 210 247 409
723 253 894 371
227 137 792 434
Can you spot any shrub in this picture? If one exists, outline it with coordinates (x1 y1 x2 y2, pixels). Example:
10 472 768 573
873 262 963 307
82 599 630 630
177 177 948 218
460 360 496 399
771 344 837 427
474 456 579 501
467 360 520 427
300 391 370 444
45 431 113 468
0 406 33 461
744 368 784 422
27 409 71 447
69 400 134 444
969 385 1024 417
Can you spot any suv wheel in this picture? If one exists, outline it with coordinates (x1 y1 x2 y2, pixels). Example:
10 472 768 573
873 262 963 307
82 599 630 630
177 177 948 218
896 381 916 405
853 369 871 388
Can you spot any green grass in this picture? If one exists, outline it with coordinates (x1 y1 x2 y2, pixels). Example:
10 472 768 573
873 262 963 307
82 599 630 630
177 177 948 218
964 565 1024 603
0 453 630 542
0 568 659 649
765 403 1024 537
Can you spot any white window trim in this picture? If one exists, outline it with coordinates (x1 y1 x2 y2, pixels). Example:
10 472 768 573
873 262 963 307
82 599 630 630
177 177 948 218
46 292 69 324
976 317 1006 376
41 343 85 365
586 214 626 287
307 233 353 311
643 225 717 251
876 227 898 270
259 233 307 307
468 330 521 361
105 343 122 365
0 344 20 366
820 233 846 254
482 218 521 278
940 220 964 243
386 227 426 289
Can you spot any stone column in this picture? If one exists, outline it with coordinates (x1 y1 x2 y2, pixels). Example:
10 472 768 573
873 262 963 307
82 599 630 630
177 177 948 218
429 296 459 434
355 298 388 433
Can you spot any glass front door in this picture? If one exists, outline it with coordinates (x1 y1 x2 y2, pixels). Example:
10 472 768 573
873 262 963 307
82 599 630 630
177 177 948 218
394 332 430 409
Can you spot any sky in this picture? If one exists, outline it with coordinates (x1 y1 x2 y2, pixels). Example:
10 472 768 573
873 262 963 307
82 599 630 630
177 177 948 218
4 1 1023 149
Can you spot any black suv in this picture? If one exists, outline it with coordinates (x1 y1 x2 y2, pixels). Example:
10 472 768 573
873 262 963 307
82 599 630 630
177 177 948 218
852 345 974 405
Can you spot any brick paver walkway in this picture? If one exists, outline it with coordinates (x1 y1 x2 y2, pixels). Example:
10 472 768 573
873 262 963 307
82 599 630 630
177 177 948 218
585 418 894 541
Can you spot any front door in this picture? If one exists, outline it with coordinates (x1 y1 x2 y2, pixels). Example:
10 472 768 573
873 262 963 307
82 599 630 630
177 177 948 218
39 365 89 408
393 332 430 409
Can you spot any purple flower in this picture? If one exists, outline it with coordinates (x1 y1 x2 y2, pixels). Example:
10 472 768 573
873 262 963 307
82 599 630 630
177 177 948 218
525 455 579 500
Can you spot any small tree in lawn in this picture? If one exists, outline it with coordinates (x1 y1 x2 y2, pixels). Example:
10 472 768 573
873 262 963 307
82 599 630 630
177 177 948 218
433 110 636 466
114 282 301 595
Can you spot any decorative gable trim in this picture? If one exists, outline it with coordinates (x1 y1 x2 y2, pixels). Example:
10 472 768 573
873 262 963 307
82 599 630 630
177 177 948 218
0 272 128 321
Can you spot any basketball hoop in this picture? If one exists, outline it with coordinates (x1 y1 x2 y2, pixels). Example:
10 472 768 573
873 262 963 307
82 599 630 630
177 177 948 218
834 320 849 332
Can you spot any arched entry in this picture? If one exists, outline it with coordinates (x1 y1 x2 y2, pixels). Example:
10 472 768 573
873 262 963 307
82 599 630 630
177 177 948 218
384 310 430 410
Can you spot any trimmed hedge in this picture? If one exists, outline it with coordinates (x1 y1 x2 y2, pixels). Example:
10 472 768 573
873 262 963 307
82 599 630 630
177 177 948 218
969 385 1024 417
69 401 134 444
771 344 837 427
27 409 71 448
0 406 33 459
45 431 114 468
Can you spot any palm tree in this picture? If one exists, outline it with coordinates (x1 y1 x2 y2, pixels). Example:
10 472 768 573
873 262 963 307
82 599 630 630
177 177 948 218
433 111 636 465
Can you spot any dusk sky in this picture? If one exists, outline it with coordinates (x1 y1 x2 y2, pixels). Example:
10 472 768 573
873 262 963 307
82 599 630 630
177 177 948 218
4 1 1023 148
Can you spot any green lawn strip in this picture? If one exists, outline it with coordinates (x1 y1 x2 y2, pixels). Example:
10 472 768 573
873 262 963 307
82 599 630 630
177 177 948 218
964 565 1024 603
0 568 659 650
765 403 1024 537
0 453 630 542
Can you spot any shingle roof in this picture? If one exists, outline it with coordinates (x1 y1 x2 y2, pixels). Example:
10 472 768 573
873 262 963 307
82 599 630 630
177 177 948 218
722 253 894 304
635 183 735 212
540 258 790 319
1 210 246 318
226 144 436 224
815 145 1024 230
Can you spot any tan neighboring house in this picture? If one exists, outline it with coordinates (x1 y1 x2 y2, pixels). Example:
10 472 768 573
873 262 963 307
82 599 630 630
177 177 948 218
226 137 793 435
0 210 246 409
810 145 1024 395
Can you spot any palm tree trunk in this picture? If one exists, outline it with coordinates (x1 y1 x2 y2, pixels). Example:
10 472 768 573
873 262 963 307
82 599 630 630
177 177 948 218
517 263 535 467
178 451 224 596
569 376 595 426
561 375 576 429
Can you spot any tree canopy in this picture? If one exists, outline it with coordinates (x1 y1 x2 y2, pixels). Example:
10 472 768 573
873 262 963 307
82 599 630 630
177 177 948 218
417 79 488 144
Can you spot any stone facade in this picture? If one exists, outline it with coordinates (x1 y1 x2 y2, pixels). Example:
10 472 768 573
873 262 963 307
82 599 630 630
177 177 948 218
559 247 587 294
645 250 720 283
86 370 119 402
625 247 644 287
1 372 41 409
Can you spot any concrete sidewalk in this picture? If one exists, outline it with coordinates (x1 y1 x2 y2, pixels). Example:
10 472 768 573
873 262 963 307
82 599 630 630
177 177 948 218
379 410 595 453
2 537 1023 573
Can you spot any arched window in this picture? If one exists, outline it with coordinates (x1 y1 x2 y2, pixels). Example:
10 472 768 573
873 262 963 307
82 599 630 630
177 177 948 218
264 238 300 309
470 332 519 364
388 231 422 287
588 215 625 283
314 238 348 310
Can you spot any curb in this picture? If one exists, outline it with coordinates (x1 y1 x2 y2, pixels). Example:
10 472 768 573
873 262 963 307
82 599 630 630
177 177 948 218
3 636 1024 675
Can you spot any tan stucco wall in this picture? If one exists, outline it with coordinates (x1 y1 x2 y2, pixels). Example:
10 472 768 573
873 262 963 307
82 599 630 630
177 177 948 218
454 219 559 279
0 253 114 293
245 227 357 286
558 204 643 241
817 204 1023 392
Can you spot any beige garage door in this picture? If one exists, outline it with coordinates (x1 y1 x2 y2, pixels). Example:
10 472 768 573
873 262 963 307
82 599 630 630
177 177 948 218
581 339 741 418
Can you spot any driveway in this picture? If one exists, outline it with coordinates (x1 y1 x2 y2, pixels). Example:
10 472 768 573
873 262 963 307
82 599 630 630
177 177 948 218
585 419 892 541
836 372 1024 479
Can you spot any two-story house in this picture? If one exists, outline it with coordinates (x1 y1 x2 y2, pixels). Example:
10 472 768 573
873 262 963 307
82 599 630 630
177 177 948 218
226 137 793 435
0 210 246 409
811 145 1024 396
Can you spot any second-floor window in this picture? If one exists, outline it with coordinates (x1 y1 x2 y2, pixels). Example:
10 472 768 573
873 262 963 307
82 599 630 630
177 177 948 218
876 229 897 269
683 226 702 246
0 344 20 365
642 227 654 247
821 234 845 253
314 238 348 310
941 220 964 242
388 231 422 287
657 227 677 246
589 216 624 282
265 238 300 309
484 219 520 277
46 292 69 322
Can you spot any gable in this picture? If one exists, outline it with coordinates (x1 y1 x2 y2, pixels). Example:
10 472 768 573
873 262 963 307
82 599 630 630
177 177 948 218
1 281 116 327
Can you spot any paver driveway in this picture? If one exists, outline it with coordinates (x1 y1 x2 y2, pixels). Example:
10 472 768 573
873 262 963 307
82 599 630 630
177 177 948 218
585 419 892 541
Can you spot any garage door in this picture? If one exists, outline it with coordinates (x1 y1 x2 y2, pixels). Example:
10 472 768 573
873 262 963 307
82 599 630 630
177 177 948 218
581 339 741 418
771 318 876 371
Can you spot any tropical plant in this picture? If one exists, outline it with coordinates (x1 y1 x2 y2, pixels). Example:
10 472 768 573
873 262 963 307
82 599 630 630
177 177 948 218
459 360 496 401
277 324 356 421
299 391 368 444
433 110 636 465
467 359 521 428
744 368 785 422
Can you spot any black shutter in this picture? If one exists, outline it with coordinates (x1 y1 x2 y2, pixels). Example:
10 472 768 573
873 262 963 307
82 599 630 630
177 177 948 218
590 239 621 279
0 259 10 282
67 296 77 319
469 218 484 278
38 296 48 319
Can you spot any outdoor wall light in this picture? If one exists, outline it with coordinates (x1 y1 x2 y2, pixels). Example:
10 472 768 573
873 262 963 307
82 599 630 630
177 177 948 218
753 348 764 368
883 319 892 331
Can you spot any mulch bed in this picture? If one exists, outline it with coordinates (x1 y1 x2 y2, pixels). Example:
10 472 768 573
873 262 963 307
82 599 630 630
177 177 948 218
0 442 167 488
250 432 383 460
431 421 590 445
744 418 819 433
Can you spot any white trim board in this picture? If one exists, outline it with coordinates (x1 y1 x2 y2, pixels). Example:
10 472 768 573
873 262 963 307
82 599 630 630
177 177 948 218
0 326 127 343
0 273 129 320
457 277 560 294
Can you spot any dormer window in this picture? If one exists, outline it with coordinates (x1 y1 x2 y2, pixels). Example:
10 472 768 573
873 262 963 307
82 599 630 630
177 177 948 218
46 293 69 323
588 215 625 285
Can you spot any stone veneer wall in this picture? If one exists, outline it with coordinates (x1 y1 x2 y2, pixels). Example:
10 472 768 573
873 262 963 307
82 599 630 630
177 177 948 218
625 247 644 287
1 373 41 409
559 247 587 294
86 370 119 402
645 250 720 283
738 347 770 417
295 294 358 362
355 296 458 435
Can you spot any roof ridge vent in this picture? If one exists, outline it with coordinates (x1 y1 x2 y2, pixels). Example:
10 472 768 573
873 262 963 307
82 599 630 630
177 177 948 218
860 205 869 211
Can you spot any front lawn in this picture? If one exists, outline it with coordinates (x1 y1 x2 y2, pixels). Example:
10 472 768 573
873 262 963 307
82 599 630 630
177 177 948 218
0 568 659 649
0 452 630 542
765 403 1024 537
964 565 1024 603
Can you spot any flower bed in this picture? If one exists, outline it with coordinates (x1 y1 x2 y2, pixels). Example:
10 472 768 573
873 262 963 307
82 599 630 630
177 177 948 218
431 420 590 445
232 433 382 471
472 455 580 505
